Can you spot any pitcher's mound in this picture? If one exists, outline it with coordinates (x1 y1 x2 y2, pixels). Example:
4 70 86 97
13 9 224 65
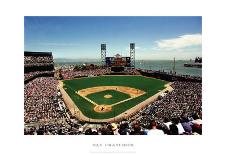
94 105 112 113
104 94 112 99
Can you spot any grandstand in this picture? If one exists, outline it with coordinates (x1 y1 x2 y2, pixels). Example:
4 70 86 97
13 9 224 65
24 51 54 83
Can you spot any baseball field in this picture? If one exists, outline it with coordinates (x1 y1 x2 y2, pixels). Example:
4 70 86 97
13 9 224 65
61 75 170 121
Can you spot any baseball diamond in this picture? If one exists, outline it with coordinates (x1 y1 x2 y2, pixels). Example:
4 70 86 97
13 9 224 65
60 75 172 122
86 89 132 105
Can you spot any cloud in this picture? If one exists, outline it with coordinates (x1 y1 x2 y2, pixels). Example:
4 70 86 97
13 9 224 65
155 34 202 50
134 34 202 60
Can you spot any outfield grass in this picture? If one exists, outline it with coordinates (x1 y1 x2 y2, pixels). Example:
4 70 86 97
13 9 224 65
63 75 168 119
86 90 131 105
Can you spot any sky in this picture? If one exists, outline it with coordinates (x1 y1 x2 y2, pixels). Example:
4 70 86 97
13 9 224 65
24 16 202 60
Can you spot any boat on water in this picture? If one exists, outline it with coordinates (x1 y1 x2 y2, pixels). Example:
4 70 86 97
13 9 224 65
184 57 202 68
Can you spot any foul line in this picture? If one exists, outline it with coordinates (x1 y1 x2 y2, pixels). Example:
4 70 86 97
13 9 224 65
75 91 98 106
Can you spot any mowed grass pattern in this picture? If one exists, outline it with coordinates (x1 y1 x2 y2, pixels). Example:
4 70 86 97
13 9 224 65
63 76 168 119
86 90 131 105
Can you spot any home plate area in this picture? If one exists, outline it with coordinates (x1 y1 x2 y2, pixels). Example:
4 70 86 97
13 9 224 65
94 104 112 113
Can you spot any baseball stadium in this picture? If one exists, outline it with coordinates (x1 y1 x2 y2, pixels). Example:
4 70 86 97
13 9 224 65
24 43 202 135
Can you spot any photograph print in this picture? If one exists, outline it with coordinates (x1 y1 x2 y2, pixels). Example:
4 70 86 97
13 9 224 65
24 16 202 135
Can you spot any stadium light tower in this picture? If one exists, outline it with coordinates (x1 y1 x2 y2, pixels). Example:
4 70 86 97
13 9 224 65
101 43 106 68
130 43 135 68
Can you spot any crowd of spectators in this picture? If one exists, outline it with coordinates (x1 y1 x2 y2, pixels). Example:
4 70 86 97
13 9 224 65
24 54 54 81
174 74 202 81
124 68 141 75
24 53 71 128
24 77 68 123
58 64 142 80
25 114 201 135
126 81 202 135
24 71 54 80
61 68 111 79
24 119 81 135
24 56 54 67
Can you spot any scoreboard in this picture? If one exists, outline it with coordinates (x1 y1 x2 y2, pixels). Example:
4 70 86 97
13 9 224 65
105 56 131 67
